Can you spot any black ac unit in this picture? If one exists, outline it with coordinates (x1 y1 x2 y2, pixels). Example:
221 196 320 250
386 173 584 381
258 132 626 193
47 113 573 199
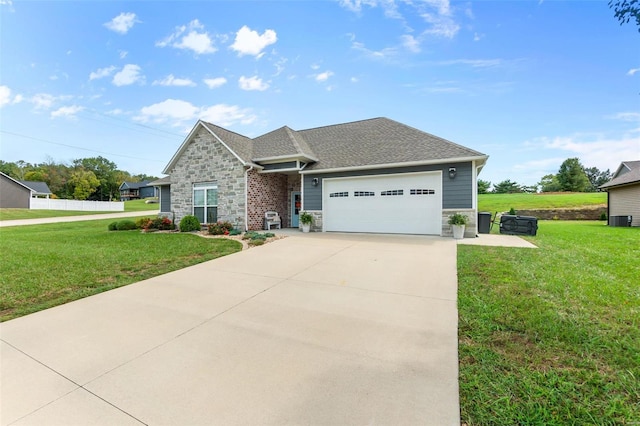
609 215 632 227
499 215 538 236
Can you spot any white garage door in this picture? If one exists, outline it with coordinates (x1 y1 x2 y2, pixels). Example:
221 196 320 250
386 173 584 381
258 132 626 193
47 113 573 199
323 171 442 235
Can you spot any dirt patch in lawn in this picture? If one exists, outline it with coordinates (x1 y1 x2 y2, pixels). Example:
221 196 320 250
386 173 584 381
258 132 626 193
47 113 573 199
196 232 287 250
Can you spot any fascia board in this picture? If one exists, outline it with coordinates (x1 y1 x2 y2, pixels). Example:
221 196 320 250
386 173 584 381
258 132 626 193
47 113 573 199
300 155 489 175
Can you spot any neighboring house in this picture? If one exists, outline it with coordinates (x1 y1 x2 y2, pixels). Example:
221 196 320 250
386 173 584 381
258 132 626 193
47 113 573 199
119 181 156 201
599 160 640 227
0 172 52 208
161 117 488 236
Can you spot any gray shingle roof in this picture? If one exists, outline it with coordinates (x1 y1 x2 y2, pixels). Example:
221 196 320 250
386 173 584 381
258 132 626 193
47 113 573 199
164 117 487 174
253 126 317 160
201 121 253 162
599 160 640 189
18 180 52 194
298 117 485 171
121 181 152 190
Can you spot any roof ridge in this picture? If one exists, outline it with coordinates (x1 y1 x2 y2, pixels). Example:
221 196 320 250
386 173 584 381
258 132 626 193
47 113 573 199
297 117 385 132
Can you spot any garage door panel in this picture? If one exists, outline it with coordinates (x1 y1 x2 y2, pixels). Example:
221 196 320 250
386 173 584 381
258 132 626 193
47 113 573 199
323 172 442 235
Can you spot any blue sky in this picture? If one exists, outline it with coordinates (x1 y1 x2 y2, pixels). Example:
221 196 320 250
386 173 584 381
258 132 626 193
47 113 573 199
1 0 638 187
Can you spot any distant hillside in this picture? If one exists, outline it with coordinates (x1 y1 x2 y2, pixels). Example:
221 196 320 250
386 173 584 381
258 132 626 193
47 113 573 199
478 192 607 214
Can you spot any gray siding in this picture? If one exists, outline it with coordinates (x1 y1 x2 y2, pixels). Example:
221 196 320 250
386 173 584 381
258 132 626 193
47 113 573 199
159 186 171 212
303 162 474 210
0 174 31 208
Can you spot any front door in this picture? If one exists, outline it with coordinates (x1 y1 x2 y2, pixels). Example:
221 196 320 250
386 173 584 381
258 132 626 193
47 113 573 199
291 192 301 227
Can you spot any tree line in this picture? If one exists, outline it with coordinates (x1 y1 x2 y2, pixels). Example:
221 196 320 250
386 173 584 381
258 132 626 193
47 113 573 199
478 157 612 194
0 157 158 201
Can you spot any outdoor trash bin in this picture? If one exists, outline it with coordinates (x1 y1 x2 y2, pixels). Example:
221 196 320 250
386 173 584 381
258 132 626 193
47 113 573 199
477 212 492 234
499 215 538 236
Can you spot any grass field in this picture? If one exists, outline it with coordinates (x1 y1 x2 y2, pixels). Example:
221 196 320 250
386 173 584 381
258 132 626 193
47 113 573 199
458 221 640 424
0 218 241 321
0 198 158 220
478 192 606 214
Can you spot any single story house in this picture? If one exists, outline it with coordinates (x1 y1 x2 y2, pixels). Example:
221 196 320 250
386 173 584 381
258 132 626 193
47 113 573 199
0 172 52 208
599 160 640 227
160 117 488 236
119 181 156 201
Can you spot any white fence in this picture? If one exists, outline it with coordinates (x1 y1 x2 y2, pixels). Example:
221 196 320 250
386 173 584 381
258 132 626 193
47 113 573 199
30 198 125 212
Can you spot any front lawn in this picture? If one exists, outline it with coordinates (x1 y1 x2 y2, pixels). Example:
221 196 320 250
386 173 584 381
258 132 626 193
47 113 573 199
478 192 606 213
0 198 158 221
0 219 242 321
458 221 639 424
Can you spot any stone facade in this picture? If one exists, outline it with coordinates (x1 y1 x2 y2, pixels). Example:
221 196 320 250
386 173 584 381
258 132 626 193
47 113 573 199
442 209 477 238
303 210 323 232
167 127 246 227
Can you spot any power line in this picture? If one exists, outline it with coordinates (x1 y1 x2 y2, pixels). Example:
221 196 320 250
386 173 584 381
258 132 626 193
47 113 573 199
0 130 167 163
79 109 186 139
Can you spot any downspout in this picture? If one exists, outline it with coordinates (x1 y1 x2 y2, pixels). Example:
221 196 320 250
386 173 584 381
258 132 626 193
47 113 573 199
299 163 308 213
244 165 254 231
474 162 482 236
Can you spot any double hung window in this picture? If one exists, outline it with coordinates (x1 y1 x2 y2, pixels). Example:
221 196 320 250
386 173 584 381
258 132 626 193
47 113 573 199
193 182 217 224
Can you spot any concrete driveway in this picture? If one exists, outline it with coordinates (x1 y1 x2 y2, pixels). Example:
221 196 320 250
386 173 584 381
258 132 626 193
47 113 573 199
1 232 460 426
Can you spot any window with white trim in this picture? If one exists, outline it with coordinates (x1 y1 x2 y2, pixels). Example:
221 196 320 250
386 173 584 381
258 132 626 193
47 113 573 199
381 189 404 196
193 182 218 224
329 192 349 198
354 191 375 197
410 189 435 195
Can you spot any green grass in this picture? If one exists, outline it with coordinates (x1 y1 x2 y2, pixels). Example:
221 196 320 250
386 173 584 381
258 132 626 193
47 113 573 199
458 221 640 425
479 192 606 214
0 219 241 321
124 198 160 211
0 198 158 220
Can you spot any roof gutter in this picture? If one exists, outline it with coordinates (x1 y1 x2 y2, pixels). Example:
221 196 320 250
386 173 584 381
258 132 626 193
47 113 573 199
300 155 489 175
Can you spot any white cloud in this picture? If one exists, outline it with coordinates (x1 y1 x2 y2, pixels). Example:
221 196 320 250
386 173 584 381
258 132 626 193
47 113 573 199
421 12 460 38
400 34 420 53
608 112 640 122
203 77 227 89
0 85 12 107
238 75 269 91
152 74 196 87
136 98 255 127
119 50 128 59
31 93 56 109
524 132 640 173
351 77 359 83
156 20 216 55
112 64 144 86
13 94 23 104
473 32 484 41
89 65 117 81
351 40 398 61
138 99 199 123
315 71 334 82
437 59 502 68
200 104 256 126
51 105 84 119
104 12 139 35
627 68 640 76
230 25 277 57
1 0 14 6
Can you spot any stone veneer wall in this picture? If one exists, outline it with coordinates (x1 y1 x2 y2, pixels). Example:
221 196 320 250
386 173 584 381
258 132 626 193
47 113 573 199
304 210 323 232
442 209 477 238
247 169 288 230
168 127 246 227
